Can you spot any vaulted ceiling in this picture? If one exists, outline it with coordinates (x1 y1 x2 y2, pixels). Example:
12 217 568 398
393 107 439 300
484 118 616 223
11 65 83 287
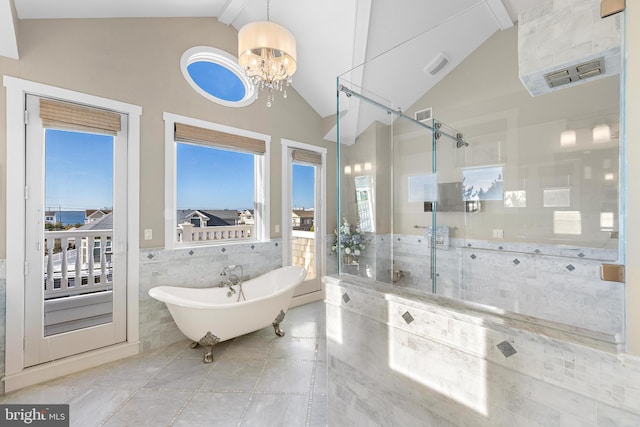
1 0 538 139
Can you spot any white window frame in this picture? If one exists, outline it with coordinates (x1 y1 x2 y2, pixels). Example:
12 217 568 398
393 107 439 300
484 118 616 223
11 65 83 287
163 112 271 249
3 76 141 391
281 139 327 280
180 46 257 108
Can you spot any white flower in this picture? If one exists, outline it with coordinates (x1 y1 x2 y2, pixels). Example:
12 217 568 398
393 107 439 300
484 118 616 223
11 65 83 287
331 217 369 257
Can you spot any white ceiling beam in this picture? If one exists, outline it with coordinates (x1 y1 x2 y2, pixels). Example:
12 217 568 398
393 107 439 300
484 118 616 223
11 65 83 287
485 0 514 30
218 0 249 25
352 0 372 68
324 0 372 143
0 0 20 59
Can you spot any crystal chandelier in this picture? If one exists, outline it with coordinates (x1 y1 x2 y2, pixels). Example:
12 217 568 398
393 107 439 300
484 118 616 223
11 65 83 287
238 0 297 107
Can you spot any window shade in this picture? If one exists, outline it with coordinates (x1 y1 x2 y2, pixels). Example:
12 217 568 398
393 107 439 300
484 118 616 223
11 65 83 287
292 149 322 165
174 122 266 154
39 98 121 135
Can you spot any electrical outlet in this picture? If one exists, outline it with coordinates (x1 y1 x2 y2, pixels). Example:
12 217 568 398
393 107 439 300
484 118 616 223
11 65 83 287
275 224 280 233
144 229 153 240
492 229 504 239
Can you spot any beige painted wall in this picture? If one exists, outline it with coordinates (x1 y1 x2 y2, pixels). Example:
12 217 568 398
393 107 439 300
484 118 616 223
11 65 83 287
0 17 337 258
340 120 392 234
625 2 640 354
394 26 620 250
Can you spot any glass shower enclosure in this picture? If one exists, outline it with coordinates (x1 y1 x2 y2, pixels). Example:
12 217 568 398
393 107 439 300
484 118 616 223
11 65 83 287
335 16 624 340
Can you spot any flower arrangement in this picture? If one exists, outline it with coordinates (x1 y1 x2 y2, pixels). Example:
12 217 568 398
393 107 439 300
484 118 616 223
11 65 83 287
331 218 368 261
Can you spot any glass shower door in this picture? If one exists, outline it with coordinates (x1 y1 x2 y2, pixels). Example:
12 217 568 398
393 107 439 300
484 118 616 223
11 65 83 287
391 114 469 296
391 114 436 291
431 121 469 299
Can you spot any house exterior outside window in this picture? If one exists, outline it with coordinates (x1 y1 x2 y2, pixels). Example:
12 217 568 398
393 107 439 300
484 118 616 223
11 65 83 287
164 113 270 248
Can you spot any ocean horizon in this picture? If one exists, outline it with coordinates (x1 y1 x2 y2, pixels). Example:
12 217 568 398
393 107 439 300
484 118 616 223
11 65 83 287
52 210 86 226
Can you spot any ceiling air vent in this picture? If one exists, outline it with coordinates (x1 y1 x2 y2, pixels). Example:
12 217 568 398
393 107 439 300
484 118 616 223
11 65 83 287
423 53 449 76
415 107 433 123
544 57 605 88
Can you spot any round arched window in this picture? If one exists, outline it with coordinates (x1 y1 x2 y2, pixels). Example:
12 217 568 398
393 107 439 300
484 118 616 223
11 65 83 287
180 46 256 107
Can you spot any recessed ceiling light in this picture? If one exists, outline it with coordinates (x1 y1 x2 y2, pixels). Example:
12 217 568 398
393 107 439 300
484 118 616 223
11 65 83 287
593 124 611 143
560 130 576 146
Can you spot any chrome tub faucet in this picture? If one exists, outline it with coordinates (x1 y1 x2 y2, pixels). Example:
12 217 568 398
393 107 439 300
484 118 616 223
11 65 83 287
219 265 246 301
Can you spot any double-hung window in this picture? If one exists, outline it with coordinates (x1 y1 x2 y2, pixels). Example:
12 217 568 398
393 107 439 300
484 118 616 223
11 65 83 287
164 113 270 248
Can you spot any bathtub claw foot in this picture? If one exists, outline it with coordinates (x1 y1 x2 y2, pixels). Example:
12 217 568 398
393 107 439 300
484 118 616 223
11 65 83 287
203 349 214 364
273 323 285 337
272 309 286 337
198 331 220 364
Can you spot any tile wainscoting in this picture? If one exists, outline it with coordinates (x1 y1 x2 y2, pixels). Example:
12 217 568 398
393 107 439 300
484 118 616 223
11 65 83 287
0 235 335 393
324 276 640 427
352 234 623 336
139 240 284 352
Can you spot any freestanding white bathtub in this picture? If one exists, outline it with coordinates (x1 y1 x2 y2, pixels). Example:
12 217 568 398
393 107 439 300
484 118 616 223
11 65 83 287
148 265 307 362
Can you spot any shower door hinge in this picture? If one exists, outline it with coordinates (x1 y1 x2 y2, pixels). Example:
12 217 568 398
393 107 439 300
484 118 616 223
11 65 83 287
601 263 624 283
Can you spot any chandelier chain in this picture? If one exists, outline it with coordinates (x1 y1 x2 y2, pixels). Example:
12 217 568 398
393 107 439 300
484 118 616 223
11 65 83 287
266 0 270 21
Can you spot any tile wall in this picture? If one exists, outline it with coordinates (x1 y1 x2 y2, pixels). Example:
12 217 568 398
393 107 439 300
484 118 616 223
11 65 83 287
353 234 623 337
518 0 622 96
139 240 283 352
0 236 337 388
0 235 336 394
325 277 640 427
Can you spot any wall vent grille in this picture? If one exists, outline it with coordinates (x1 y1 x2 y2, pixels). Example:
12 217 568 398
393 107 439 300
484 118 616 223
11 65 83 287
415 107 433 123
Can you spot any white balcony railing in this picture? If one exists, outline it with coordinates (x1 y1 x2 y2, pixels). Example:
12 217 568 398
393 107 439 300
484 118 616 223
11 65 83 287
44 229 113 299
177 223 253 243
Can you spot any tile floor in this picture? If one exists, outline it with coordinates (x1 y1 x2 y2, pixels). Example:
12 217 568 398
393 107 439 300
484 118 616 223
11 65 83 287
0 301 328 426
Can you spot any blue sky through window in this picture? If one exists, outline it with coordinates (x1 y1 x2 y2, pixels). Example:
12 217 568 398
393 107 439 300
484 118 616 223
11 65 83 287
176 143 255 209
292 164 315 209
45 129 113 210
46 131 315 212
176 144 315 210
187 61 246 102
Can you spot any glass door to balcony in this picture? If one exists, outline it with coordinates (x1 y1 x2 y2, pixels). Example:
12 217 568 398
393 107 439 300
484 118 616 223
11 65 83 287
283 142 326 297
23 95 128 367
